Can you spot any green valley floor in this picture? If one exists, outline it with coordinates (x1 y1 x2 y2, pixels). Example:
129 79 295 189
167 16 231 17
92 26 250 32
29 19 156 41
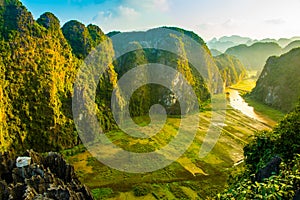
62 106 275 199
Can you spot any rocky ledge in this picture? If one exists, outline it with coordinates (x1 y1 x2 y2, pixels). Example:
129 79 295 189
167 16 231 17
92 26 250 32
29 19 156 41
0 150 94 200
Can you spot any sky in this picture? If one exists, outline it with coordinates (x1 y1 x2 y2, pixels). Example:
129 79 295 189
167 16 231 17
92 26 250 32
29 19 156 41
20 0 300 41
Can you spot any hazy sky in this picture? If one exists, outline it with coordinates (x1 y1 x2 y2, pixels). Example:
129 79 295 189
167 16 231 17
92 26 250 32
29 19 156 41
20 0 300 41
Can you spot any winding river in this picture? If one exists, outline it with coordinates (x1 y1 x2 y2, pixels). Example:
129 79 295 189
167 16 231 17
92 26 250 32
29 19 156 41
226 89 276 126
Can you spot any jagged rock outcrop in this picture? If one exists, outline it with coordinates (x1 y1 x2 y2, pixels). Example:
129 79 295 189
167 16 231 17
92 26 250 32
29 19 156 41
0 150 93 200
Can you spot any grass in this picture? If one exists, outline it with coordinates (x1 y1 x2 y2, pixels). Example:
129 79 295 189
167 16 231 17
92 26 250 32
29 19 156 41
91 188 118 199
229 70 285 122
229 71 258 93
244 96 285 122
59 70 286 199
65 107 274 199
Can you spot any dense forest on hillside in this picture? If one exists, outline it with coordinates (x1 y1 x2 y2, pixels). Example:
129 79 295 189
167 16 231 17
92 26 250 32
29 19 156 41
219 102 300 199
0 1 80 152
1 0 300 199
225 42 282 70
0 0 227 153
208 35 300 53
249 48 300 112
214 54 246 87
0 0 128 152
209 36 300 73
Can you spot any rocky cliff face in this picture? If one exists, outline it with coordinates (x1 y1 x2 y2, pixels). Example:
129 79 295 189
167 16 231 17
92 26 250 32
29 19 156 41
249 48 300 112
110 27 222 115
0 150 93 200
214 54 246 87
0 0 119 152
0 0 223 153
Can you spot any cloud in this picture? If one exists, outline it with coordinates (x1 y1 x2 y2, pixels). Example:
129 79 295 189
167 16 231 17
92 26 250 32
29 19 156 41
94 0 122 4
152 0 171 11
198 19 239 31
265 18 286 25
71 0 171 11
198 22 215 30
222 19 236 28
94 5 138 21
118 5 139 18
196 19 247 40
92 0 172 32
66 0 121 7
92 5 140 31
124 0 171 12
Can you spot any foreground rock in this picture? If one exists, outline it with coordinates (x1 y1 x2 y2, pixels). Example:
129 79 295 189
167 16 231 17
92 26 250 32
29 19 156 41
0 150 93 200
255 156 282 182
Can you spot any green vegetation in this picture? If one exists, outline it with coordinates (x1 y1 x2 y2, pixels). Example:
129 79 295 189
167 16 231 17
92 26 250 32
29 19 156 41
228 71 284 122
62 20 94 59
214 54 246 87
207 35 253 53
219 103 300 199
249 48 300 112
244 97 285 122
211 49 222 56
66 108 273 199
163 26 205 45
0 0 205 153
0 1 119 152
0 2 80 152
208 35 300 54
283 40 300 53
36 12 60 30
91 188 117 199
0 0 224 155
106 31 121 37
1 1 299 199
225 42 282 70
228 70 257 93
133 184 152 197
111 27 214 117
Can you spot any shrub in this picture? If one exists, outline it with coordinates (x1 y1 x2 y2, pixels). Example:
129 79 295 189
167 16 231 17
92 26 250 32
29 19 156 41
133 184 152 197
91 188 116 199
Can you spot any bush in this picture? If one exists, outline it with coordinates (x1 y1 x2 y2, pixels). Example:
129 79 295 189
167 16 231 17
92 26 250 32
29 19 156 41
218 155 300 199
169 184 190 199
91 188 116 199
133 184 152 197
218 103 300 199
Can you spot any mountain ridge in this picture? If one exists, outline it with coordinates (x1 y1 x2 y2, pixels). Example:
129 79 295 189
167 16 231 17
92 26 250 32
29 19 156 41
0 0 225 153
249 47 300 112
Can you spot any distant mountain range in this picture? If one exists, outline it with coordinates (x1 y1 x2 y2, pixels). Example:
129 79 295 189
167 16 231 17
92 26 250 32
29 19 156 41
207 35 300 53
208 35 300 71
225 42 282 70
207 35 253 52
